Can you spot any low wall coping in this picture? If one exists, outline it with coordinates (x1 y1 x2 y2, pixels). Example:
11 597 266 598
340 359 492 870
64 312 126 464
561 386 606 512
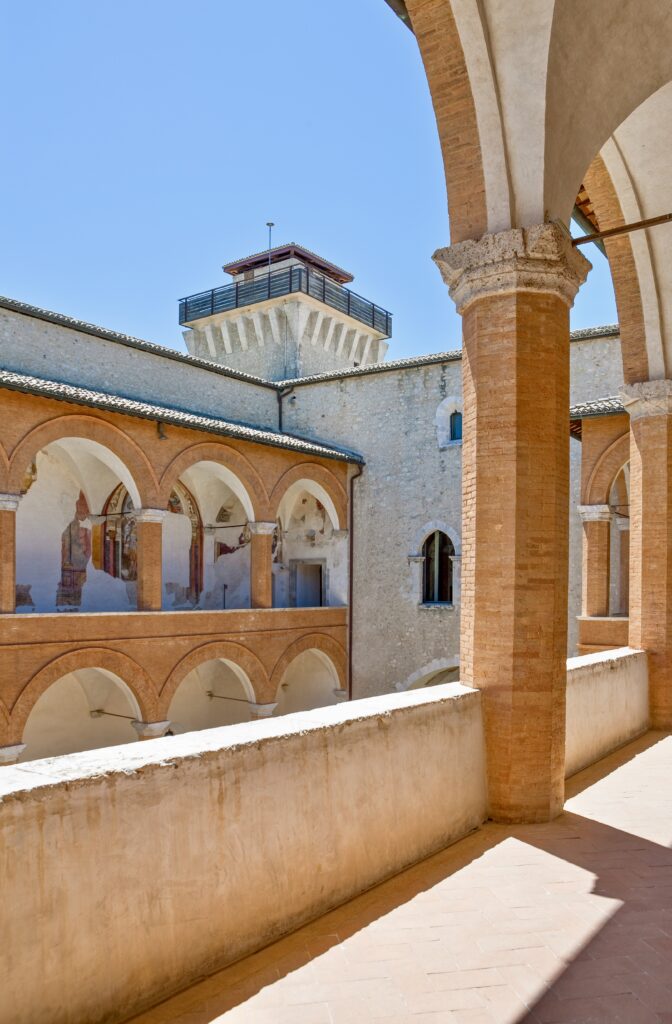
0 682 480 802
567 646 646 674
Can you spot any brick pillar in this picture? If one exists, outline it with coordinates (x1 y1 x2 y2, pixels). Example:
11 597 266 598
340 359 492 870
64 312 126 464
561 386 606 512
0 494 21 614
435 224 590 823
615 517 630 615
577 505 612 616
134 509 166 612
248 522 276 609
623 382 672 727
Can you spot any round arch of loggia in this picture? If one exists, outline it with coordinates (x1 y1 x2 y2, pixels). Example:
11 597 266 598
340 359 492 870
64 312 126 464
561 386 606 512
271 464 347 533
158 640 271 716
7 416 157 509
9 648 159 744
269 633 347 699
157 442 271 522
585 432 630 507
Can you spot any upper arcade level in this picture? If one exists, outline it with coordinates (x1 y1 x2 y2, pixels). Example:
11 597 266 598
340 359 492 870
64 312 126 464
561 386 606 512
179 243 392 381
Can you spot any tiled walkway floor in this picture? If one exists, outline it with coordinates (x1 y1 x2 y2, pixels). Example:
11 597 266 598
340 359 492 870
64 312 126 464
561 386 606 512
129 733 672 1024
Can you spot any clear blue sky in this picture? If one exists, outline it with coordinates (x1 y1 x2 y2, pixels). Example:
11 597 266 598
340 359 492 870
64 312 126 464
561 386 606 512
1 0 616 359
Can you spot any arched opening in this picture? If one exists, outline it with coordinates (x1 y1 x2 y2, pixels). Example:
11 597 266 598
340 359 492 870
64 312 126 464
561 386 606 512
274 480 346 608
167 461 254 610
15 437 142 612
166 659 254 733
20 668 140 761
608 464 630 617
274 649 340 715
422 530 454 605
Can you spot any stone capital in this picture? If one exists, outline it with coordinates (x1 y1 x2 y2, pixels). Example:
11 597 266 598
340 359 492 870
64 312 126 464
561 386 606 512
407 553 426 564
0 493 21 512
0 743 26 764
614 515 630 532
248 521 277 536
621 380 672 420
433 223 591 313
577 504 612 523
248 701 278 719
131 720 171 739
332 529 349 541
132 508 167 525
332 688 348 702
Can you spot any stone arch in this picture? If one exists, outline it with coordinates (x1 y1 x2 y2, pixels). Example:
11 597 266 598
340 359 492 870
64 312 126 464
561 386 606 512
159 641 270 715
0 696 10 745
0 438 10 492
158 443 270 519
586 433 630 506
412 520 461 557
395 656 461 693
582 154 650 384
405 0 489 242
270 633 347 696
8 415 157 507
271 464 347 532
10 648 158 742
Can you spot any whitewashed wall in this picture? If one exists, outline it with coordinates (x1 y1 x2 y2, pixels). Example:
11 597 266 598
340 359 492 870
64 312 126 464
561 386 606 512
565 648 649 777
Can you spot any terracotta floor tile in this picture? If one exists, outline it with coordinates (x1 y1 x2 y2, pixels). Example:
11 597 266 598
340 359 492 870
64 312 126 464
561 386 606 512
127 732 672 1024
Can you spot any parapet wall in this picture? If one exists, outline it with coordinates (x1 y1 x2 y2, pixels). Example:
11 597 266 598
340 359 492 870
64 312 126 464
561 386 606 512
565 647 649 777
0 683 487 1024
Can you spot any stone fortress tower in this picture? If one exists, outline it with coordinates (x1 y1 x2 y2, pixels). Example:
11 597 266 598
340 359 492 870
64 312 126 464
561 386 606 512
179 243 392 381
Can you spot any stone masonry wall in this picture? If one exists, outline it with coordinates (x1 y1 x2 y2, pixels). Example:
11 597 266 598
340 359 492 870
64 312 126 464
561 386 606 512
0 306 278 429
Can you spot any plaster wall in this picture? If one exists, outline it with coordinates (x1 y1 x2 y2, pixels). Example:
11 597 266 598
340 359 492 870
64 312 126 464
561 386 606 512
0 683 487 1024
275 492 347 608
0 307 278 428
565 647 649 778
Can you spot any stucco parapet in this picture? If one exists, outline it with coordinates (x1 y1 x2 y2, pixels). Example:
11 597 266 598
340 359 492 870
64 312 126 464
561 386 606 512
577 504 612 523
248 521 277 536
0 493 21 512
621 380 672 419
433 223 591 313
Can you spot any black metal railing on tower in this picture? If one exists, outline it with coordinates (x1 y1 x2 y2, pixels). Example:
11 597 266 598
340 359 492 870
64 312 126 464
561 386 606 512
178 265 392 338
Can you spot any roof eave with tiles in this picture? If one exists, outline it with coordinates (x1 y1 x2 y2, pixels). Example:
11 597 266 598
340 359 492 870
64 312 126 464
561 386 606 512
0 367 364 465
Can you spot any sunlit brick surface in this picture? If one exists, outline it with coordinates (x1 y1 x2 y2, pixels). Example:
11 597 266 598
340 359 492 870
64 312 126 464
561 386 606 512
129 732 672 1024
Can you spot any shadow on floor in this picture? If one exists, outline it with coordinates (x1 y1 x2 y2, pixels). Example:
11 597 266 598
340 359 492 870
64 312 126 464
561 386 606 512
127 731 672 1024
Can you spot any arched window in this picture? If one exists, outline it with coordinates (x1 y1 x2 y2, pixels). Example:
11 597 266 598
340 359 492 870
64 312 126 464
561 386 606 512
423 531 454 604
450 411 463 442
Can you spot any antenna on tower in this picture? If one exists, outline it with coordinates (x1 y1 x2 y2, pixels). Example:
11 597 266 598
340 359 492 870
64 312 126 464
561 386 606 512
266 222 275 270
